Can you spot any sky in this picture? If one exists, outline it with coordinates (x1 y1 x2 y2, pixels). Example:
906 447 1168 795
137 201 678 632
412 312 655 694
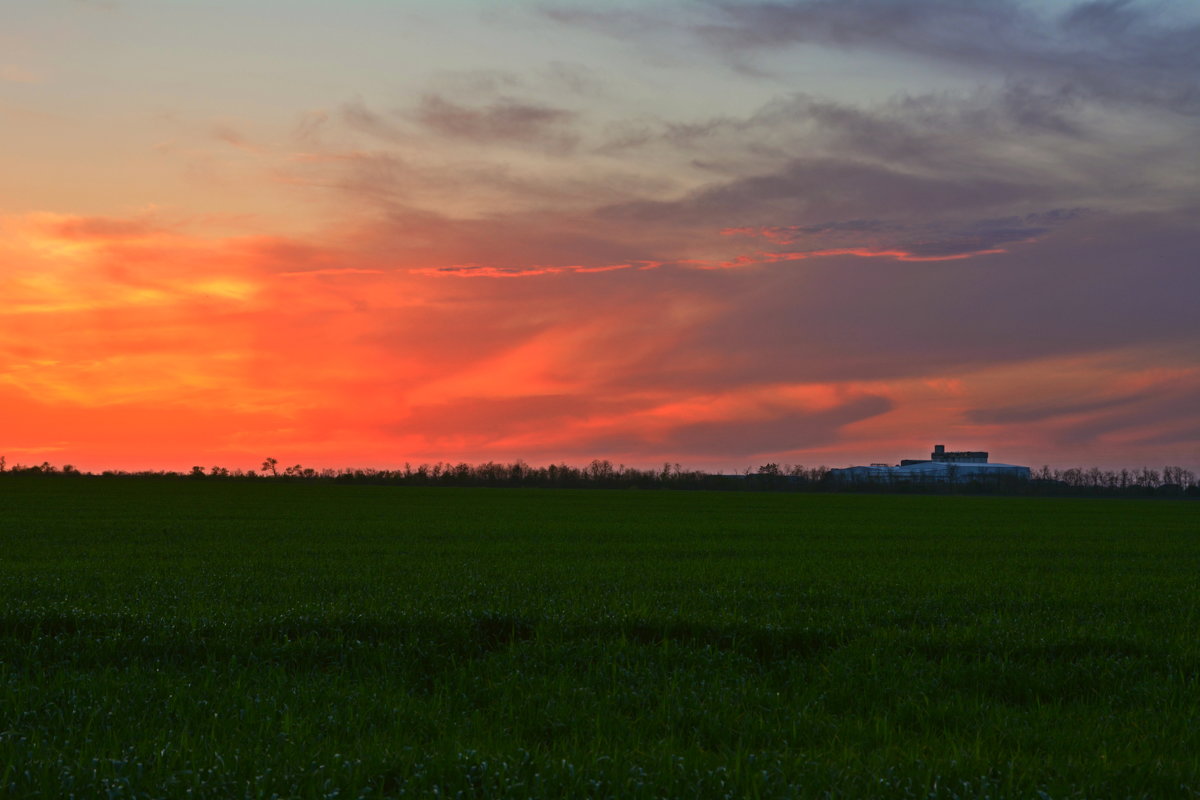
2 0 1198 474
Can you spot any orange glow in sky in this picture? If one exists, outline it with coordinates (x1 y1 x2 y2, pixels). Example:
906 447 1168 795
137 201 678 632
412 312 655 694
2 1 1198 473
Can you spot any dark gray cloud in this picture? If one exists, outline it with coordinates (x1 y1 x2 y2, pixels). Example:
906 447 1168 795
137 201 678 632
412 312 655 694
658 395 893 456
1132 423 1200 449
546 1 1200 114
339 94 580 154
1049 384 1200 447
727 208 1089 258
597 84 1093 177
961 377 1200 459
966 394 1145 426
599 158 1052 227
540 6 659 38
597 210 1200 390
363 206 672 269
585 86 1144 234
414 94 579 152
318 6 1194 272
697 0 1200 113
878 210 1084 257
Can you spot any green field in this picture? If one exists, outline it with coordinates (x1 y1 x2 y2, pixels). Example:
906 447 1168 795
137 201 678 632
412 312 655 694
1 476 1197 798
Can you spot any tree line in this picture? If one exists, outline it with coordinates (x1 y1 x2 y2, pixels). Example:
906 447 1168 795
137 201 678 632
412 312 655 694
1 455 1197 496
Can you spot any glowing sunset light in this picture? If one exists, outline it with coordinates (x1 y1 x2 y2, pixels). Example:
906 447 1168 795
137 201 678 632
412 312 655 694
1 0 1197 474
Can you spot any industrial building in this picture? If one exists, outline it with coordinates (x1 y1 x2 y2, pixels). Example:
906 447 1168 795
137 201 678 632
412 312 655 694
830 444 1031 484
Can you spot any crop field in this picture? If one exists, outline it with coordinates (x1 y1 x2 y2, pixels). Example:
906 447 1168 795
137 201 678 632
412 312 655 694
0 476 1197 798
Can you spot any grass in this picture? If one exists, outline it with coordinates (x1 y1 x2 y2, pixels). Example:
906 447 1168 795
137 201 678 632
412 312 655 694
0 475 1197 798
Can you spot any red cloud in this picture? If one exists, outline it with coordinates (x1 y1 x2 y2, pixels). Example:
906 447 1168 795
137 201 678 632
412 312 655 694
2 210 1197 473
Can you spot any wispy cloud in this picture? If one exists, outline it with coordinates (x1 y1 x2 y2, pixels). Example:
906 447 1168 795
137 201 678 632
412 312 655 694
414 94 579 152
3 203 1197 470
548 0 1200 113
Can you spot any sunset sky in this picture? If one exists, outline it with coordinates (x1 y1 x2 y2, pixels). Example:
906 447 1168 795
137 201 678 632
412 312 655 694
2 0 1198 473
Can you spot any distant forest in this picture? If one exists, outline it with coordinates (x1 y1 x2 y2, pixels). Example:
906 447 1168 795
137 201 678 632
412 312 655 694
1 455 1197 498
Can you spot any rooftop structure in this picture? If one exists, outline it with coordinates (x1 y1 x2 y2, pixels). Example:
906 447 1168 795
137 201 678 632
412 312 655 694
900 444 989 466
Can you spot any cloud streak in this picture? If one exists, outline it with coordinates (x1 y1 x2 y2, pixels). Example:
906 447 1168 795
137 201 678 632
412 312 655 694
2 202 1197 472
548 0 1200 113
